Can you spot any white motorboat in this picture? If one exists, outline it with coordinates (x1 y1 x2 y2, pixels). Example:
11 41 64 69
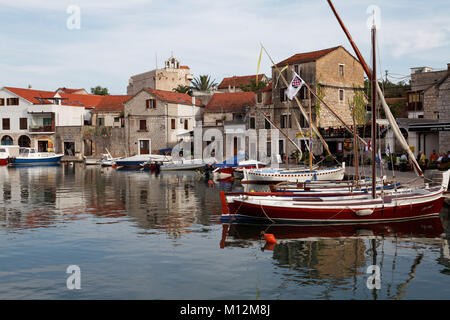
160 157 216 171
241 163 345 184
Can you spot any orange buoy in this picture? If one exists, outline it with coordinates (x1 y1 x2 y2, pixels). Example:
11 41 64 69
263 233 277 244
263 242 276 251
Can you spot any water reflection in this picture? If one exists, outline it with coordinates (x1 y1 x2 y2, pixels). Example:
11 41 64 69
221 212 450 299
1 164 450 299
0 165 220 237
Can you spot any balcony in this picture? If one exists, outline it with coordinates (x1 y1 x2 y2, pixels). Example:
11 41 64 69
29 125 55 134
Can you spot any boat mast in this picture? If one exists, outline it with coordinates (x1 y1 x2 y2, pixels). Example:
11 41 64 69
308 89 313 172
371 23 377 199
352 106 359 187
326 0 424 179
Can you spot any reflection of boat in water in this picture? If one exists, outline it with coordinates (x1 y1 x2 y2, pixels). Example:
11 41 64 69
221 216 445 245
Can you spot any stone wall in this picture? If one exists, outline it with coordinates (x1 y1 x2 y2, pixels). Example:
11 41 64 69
423 86 439 119
55 126 127 160
315 47 365 128
438 75 450 153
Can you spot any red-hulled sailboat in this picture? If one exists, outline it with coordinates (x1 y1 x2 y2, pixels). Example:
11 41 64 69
220 8 450 224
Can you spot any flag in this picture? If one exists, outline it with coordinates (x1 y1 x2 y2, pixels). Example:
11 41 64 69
376 149 381 164
285 72 304 100
364 139 372 152
256 46 263 84
386 144 390 156
275 65 289 88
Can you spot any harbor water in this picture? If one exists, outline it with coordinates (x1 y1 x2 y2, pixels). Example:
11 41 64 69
0 164 449 300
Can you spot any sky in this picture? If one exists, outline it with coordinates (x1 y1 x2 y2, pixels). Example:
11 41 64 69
0 0 449 95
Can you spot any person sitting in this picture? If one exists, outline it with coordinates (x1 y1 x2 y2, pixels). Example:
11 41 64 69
429 150 438 163
417 151 427 170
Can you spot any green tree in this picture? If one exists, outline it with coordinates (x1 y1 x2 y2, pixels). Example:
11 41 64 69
173 85 193 96
239 79 268 92
348 85 367 125
91 86 109 95
191 75 217 92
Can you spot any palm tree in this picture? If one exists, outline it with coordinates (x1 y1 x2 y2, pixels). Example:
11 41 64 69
191 75 217 92
173 85 193 96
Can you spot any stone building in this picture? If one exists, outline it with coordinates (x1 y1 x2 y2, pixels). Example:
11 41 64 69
202 91 256 159
91 95 131 128
124 88 203 156
127 56 194 95
217 74 268 93
400 64 450 155
263 46 365 160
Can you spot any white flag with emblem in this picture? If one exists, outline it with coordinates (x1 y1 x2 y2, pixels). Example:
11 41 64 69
285 72 304 100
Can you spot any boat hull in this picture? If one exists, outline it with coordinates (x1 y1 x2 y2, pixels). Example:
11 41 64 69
222 189 445 223
10 155 63 166
241 167 345 184
115 161 154 170
0 157 8 166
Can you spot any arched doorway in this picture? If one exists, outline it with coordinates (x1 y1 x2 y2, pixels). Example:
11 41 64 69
18 135 31 148
1 135 13 145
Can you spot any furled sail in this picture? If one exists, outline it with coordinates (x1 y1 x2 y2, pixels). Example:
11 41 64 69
377 83 424 178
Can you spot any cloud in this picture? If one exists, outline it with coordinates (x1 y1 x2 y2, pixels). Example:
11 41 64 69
0 0 449 93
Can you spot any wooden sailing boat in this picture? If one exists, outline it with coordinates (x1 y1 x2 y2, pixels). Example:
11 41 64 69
221 16 450 224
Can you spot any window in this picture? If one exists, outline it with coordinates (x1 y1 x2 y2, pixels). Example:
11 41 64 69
43 118 52 126
7 98 19 105
249 117 256 129
215 120 223 126
300 86 307 100
146 99 156 109
266 141 271 157
280 88 286 102
339 89 344 102
294 64 299 74
139 119 147 131
64 142 75 156
2 118 10 130
339 64 345 77
97 117 104 126
0 98 4 106
19 118 27 130
114 117 120 123
265 116 271 129
1 135 13 145
257 93 262 103
171 119 176 130
184 119 188 130
280 114 291 129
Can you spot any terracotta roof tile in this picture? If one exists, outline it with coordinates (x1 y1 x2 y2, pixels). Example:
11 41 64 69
275 46 341 67
93 95 132 112
4 87 106 109
218 74 266 89
4 87 57 104
144 88 203 106
205 92 255 113
58 92 104 109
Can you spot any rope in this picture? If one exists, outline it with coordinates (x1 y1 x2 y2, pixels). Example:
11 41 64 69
260 202 276 224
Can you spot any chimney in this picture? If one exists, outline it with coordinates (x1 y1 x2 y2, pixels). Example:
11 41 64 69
447 63 450 71
192 96 196 105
